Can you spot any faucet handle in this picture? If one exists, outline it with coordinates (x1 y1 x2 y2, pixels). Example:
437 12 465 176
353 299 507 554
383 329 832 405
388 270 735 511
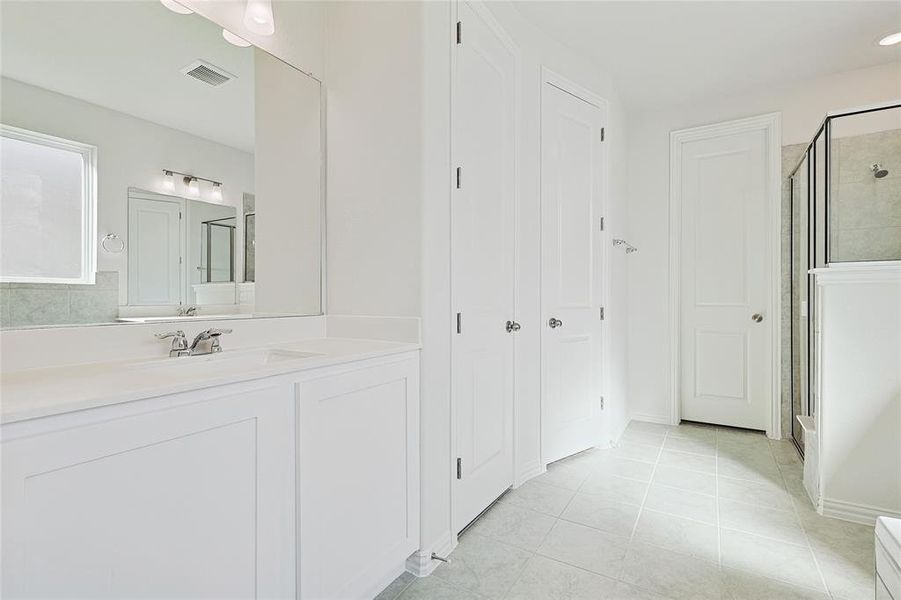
206 328 233 336
155 330 187 340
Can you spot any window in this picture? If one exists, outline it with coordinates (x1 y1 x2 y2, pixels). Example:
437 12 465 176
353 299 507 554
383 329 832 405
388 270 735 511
0 124 97 284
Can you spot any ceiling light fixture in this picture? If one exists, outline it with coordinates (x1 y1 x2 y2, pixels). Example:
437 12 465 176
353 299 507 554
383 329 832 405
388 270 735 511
222 29 252 48
160 0 193 15
878 31 901 46
243 0 275 36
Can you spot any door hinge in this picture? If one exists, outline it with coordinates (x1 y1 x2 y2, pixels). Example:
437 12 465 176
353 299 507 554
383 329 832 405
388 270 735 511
456 166 462 189
600 127 605 142
456 312 462 334
456 21 462 44
599 306 605 321
456 457 462 479
600 396 605 410
179 256 183 265
179 211 183 220
599 217 605 231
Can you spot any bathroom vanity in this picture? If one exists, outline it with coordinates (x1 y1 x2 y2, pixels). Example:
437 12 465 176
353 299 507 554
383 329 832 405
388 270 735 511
1 338 420 599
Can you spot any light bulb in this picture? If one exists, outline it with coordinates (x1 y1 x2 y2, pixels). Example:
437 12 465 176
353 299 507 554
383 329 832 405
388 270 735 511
162 170 175 192
243 0 274 36
222 29 252 48
210 182 223 202
184 177 200 198
878 31 901 46
160 0 193 15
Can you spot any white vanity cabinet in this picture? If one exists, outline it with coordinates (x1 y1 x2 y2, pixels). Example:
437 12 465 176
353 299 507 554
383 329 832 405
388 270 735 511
0 348 421 600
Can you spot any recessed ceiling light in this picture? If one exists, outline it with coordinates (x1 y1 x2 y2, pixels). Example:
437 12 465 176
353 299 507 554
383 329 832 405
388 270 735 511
223 29 252 48
878 31 901 46
160 0 193 15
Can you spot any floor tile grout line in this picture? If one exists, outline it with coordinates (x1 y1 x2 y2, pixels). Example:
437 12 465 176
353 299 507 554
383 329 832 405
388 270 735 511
715 429 723 567
627 427 667 544
771 442 834 598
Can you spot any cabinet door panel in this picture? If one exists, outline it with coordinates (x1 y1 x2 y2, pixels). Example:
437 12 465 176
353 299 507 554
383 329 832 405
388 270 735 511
298 356 420 600
1 386 296 600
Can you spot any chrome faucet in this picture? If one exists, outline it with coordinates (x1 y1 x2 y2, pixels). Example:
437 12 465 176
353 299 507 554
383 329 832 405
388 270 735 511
188 328 233 356
155 328 232 357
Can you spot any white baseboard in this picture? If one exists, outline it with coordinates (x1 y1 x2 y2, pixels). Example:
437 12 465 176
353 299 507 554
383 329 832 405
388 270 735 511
630 413 673 425
406 530 457 578
515 460 545 487
821 497 901 526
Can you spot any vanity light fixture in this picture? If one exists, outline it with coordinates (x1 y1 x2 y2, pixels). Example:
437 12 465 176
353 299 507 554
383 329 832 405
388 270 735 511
161 169 224 200
878 31 901 46
159 0 193 15
222 29 252 48
243 0 275 36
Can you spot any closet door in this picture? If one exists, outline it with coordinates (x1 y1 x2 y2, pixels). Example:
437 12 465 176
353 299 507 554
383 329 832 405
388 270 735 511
127 195 184 306
451 2 517 533
540 79 606 464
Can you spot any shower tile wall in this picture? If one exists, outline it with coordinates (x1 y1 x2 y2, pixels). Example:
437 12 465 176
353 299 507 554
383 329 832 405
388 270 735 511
0 271 119 328
831 129 901 262
781 144 807 440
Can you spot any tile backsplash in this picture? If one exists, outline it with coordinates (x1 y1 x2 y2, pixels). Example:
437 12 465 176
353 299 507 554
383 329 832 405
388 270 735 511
1 271 119 329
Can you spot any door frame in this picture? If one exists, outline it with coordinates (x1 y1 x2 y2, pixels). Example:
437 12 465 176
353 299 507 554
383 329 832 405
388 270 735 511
539 67 610 466
448 0 521 535
668 112 782 438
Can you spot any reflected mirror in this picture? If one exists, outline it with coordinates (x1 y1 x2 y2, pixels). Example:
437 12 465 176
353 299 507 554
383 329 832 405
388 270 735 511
0 0 322 328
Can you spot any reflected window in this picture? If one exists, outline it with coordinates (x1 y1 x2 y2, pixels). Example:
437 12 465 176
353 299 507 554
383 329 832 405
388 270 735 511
1 125 96 284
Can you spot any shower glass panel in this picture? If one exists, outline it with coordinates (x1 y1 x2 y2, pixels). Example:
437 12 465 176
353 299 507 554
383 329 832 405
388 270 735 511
788 102 901 454
200 217 236 283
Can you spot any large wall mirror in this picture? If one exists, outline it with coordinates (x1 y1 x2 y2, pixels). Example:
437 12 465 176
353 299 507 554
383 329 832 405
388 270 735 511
0 0 322 328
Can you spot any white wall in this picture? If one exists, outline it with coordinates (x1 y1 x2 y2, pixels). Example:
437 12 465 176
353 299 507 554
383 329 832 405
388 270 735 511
626 61 901 424
0 77 253 306
324 2 423 318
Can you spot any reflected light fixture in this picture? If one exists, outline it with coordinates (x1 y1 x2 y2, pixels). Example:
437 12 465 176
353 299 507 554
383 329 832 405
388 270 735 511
878 31 901 46
243 0 275 36
162 170 176 193
184 176 200 198
223 29 252 48
160 0 193 15
210 182 223 202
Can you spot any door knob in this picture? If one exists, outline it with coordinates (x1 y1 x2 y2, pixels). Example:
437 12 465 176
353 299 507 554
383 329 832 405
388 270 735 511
548 317 563 329
505 320 521 333
751 313 764 323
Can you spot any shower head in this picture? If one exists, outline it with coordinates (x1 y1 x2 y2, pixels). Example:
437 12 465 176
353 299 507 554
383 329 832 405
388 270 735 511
872 163 889 178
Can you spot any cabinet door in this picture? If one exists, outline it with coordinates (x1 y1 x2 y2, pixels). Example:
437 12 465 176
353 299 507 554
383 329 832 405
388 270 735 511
1 386 296 600
297 355 420 600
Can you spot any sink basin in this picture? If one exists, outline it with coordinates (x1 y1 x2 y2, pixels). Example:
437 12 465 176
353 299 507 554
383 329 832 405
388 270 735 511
133 348 322 375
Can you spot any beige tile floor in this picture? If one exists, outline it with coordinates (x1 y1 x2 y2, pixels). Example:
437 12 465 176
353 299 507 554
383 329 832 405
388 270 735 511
377 422 876 600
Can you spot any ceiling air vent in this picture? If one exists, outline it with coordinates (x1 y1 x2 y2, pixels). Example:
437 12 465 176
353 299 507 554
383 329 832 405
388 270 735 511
180 60 236 87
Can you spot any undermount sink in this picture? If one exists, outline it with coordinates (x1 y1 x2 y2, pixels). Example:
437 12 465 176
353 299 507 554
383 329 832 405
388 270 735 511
133 348 323 374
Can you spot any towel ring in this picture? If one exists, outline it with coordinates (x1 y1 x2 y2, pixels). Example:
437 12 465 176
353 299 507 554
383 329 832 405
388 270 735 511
101 233 125 253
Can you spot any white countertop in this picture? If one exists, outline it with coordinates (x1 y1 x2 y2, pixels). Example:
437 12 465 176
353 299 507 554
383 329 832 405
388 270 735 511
0 337 420 425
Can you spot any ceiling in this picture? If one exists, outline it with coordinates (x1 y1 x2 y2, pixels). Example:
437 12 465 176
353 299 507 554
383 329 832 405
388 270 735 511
512 1 901 111
1 1 255 152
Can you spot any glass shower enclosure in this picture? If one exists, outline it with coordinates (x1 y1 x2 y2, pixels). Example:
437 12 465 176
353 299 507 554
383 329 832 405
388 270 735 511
788 102 901 454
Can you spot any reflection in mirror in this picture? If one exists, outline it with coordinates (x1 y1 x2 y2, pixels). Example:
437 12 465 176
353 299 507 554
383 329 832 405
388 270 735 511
0 0 322 329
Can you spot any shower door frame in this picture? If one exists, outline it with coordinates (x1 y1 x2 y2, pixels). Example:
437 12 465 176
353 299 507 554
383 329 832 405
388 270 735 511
786 100 901 454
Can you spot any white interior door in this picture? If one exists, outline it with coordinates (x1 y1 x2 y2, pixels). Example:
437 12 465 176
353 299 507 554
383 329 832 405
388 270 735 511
451 1 516 533
678 125 772 430
540 81 606 464
127 195 183 306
